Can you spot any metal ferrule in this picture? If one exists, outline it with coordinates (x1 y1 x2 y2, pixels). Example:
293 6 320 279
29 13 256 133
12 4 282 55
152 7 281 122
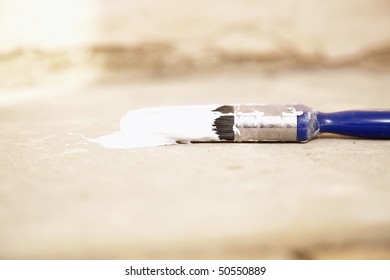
233 105 299 142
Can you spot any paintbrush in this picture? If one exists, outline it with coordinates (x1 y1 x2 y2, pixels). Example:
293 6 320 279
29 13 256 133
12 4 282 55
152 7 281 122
90 104 390 149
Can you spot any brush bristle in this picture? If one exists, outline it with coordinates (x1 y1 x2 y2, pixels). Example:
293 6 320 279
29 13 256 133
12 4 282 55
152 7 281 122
212 105 235 140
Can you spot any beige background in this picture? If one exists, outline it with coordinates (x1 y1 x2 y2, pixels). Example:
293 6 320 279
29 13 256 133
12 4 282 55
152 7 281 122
1 0 390 259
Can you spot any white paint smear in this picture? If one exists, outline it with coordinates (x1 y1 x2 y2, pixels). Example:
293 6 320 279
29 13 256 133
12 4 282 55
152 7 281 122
90 105 222 149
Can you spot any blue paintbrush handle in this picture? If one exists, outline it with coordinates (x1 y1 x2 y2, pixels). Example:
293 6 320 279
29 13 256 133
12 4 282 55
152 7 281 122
317 110 390 139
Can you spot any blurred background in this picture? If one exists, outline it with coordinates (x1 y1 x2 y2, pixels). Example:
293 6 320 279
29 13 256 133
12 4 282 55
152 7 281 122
1 0 390 259
1 0 389 87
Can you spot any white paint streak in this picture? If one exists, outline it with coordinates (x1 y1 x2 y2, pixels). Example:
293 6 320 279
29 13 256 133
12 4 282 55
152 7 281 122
90 105 222 149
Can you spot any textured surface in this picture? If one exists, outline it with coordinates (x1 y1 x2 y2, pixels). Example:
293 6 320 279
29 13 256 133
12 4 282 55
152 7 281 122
1 69 390 259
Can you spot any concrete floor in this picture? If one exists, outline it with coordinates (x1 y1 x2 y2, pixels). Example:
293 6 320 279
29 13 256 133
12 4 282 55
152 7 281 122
1 69 390 259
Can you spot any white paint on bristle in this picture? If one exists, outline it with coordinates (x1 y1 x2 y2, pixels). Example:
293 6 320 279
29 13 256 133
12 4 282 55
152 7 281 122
90 105 222 149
